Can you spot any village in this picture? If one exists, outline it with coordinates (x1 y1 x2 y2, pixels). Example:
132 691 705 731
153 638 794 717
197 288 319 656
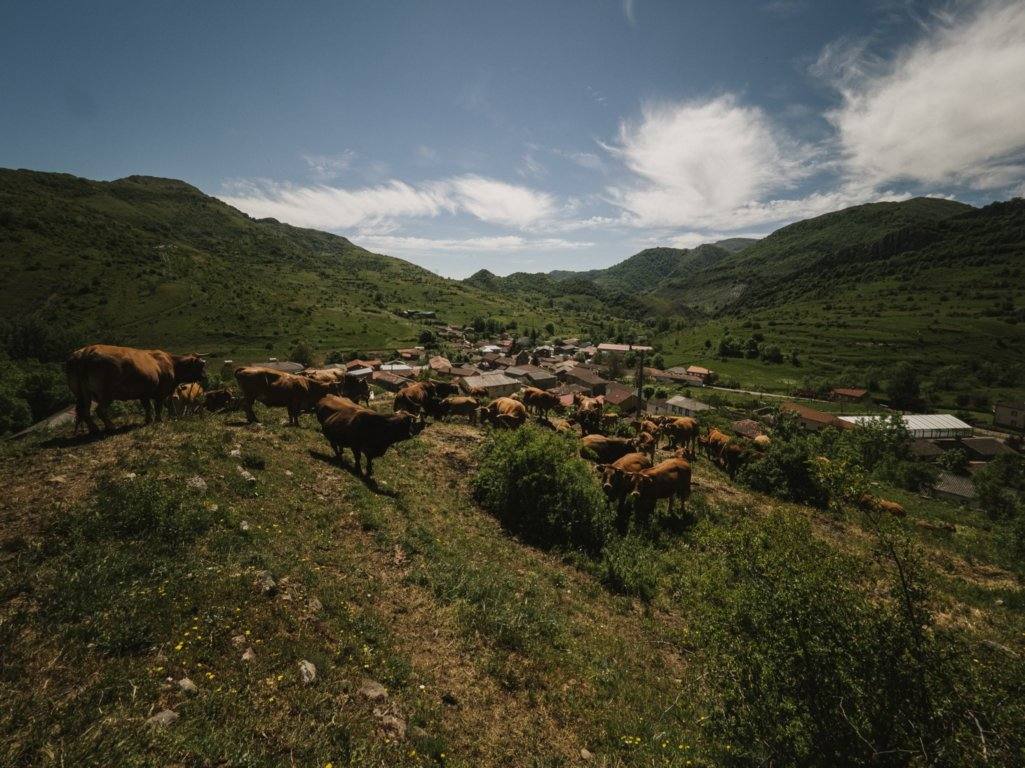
227 313 1023 510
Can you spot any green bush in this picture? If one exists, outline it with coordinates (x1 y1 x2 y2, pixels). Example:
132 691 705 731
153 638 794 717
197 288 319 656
473 425 611 553
738 418 828 507
689 513 1015 766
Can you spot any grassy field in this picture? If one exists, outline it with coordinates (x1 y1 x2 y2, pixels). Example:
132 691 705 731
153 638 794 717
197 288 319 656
2 398 1022 766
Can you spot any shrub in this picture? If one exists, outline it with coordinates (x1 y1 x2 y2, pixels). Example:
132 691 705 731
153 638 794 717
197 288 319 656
473 425 611 552
689 514 1011 766
738 417 828 507
974 453 1025 520
599 535 659 602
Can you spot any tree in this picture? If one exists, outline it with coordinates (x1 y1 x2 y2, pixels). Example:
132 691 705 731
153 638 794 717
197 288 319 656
290 341 315 367
974 453 1025 520
886 362 921 410
761 344 783 364
544 322 555 337
418 329 436 347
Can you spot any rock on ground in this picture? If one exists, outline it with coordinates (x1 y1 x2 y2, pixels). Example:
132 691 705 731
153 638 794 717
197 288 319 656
358 679 388 703
147 709 178 727
298 659 317 684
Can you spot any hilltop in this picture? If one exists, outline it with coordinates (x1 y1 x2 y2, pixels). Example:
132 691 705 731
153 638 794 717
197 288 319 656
0 169 562 359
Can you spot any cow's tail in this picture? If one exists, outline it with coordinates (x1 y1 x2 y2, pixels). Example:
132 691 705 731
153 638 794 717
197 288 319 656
65 352 91 431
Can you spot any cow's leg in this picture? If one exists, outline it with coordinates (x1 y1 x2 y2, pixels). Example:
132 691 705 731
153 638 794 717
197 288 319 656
364 456 374 477
140 398 153 424
351 449 362 475
77 395 99 435
243 397 258 423
154 397 164 423
96 399 116 432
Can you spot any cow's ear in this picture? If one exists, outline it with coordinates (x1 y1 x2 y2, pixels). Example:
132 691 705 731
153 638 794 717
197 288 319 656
595 463 607 472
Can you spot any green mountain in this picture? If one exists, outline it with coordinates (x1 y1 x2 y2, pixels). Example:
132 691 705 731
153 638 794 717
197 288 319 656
0 169 559 359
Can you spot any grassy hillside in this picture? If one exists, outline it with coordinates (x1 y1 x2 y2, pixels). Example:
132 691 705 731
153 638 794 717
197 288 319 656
653 198 1025 406
2 396 1022 765
0 169 570 360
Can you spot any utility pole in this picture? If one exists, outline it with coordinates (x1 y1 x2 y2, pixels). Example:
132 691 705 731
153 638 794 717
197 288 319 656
635 347 646 415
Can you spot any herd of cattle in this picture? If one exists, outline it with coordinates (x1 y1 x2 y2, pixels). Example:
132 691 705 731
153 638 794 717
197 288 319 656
62 343 904 522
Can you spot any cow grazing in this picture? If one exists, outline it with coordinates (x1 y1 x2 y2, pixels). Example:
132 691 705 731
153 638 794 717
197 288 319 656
204 388 239 413
235 366 339 426
437 395 480 424
520 387 563 417
66 344 206 434
316 395 424 478
478 397 528 429
699 426 731 461
663 417 699 455
597 451 653 523
720 442 747 480
857 493 907 518
170 382 204 417
579 434 638 464
633 419 661 437
421 379 460 399
627 457 692 522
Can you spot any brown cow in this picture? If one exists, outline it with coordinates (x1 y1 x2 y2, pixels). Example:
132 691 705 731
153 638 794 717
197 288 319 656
857 493 907 518
663 417 699 455
720 442 747 480
597 452 653 523
316 395 424 477
478 397 528 429
627 457 692 522
520 387 563 417
170 382 204 417
204 388 239 413
699 426 731 461
66 344 206 434
633 419 661 437
421 379 460 399
573 393 604 435
634 430 657 460
394 382 434 417
437 395 480 424
304 369 372 406
235 366 338 426
579 434 637 464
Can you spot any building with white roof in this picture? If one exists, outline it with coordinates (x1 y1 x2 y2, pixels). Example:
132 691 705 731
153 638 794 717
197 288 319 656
837 413 973 439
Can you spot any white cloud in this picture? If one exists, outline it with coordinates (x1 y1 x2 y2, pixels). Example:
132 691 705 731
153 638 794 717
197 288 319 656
623 0 637 27
827 0 1025 191
554 148 606 172
603 95 818 229
355 234 593 254
448 175 557 228
301 150 356 180
219 175 556 232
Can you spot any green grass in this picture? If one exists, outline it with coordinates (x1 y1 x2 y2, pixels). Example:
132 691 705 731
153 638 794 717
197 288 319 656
1 401 1022 765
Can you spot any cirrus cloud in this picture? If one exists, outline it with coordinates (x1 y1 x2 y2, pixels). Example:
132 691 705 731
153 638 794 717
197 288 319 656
826 0 1025 190
219 174 557 232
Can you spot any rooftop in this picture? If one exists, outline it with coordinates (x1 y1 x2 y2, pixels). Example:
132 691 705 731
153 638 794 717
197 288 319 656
667 395 713 412
597 343 654 353
838 414 973 435
933 471 976 499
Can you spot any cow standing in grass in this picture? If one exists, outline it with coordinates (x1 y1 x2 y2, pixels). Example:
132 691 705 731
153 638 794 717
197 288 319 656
316 395 424 478
627 457 692 524
235 366 339 426
519 387 563 418
597 451 653 527
66 344 206 434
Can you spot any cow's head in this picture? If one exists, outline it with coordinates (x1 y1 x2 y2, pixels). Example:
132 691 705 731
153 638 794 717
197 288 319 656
627 473 654 500
174 353 206 383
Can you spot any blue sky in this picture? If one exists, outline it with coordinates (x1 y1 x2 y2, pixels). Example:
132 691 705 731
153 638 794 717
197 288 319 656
3 1 1024 277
